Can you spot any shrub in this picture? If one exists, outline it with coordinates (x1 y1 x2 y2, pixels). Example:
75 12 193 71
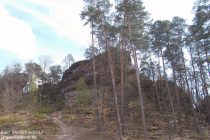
75 77 92 107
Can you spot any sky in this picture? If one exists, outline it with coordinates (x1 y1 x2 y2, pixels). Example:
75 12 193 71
0 0 195 72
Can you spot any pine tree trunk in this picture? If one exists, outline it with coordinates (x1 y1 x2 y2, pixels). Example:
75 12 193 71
189 46 200 100
157 52 162 80
204 49 210 77
197 51 209 97
105 32 123 140
132 46 149 140
127 21 148 139
197 53 210 123
181 45 201 133
160 46 177 131
119 38 126 135
172 65 181 134
91 20 101 133
149 51 162 112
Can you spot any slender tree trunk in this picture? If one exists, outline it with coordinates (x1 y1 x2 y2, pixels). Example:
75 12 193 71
105 32 123 140
127 21 148 139
197 51 210 123
131 47 149 140
120 37 126 135
166 111 172 140
157 52 162 80
91 20 101 133
149 51 162 112
189 46 200 100
157 51 166 115
39 81 43 106
171 65 181 134
184 69 200 133
120 1 129 133
189 46 203 126
197 50 209 97
160 46 177 131
204 49 210 77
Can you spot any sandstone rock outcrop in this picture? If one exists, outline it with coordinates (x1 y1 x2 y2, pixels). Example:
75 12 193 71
61 60 91 93
61 49 131 106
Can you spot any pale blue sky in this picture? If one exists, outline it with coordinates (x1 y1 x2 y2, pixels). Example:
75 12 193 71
0 0 195 72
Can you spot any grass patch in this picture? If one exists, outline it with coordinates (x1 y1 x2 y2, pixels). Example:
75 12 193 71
62 114 77 121
31 112 48 120
36 106 56 114
0 111 58 140
0 114 22 125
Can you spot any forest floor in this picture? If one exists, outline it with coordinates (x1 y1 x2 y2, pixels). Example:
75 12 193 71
42 109 210 140
44 111 78 140
43 111 104 140
0 110 98 140
0 111 210 140
0 107 210 140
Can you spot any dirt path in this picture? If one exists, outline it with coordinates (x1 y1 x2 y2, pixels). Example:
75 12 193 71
50 112 77 140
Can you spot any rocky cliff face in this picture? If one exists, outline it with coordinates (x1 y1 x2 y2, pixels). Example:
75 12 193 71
61 49 131 106
0 73 29 92
61 60 91 93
